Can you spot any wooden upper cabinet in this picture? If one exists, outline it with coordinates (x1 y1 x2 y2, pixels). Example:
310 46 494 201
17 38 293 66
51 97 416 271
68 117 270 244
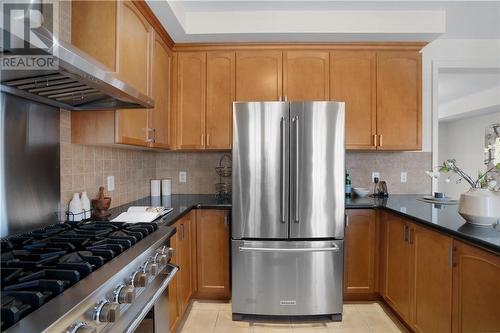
377 51 421 150
177 52 206 149
284 51 329 101
452 241 500 333
331 51 377 150
206 52 235 150
150 33 173 149
382 213 412 322
117 1 152 96
235 51 283 101
115 1 152 147
411 225 453 333
344 209 377 296
195 210 231 299
71 1 117 71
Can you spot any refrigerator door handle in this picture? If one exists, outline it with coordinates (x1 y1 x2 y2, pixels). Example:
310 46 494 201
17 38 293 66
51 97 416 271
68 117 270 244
293 116 300 223
239 243 340 253
280 116 287 223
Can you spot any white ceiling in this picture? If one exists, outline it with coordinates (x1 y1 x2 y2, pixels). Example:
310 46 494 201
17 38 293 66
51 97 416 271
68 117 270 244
147 1 500 43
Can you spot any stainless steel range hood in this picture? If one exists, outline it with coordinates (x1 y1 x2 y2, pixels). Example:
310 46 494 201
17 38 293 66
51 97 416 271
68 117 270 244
1 26 154 111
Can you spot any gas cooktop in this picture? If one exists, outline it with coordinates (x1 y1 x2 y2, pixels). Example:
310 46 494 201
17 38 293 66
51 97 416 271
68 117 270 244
0 221 159 331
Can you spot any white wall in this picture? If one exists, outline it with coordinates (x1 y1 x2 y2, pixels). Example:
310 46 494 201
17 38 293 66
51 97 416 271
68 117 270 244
421 39 500 153
438 111 500 199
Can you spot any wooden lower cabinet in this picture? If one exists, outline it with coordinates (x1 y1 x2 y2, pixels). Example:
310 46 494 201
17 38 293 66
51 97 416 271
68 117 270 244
381 212 412 323
452 240 500 333
195 210 231 299
168 231 181 332
411 225 453 333
344 209 377 297
178 212 195 314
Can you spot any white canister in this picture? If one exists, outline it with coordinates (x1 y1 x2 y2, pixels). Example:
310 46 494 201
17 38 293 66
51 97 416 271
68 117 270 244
81 191 91 219
162 179 172 196
69 193 83 221
151 179 161 197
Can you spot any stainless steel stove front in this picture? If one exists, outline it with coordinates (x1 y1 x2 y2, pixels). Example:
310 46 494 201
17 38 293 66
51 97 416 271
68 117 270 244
4 225 177 333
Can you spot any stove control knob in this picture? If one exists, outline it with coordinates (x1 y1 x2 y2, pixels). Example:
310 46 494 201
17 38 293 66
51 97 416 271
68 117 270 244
115 285 135 304
96 301 120 323
144 260 158 276
156 253 170 265
69 322 96 333
132 271 147 287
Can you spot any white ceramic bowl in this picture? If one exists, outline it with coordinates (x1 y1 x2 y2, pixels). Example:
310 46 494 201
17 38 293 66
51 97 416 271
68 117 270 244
353 187 370 198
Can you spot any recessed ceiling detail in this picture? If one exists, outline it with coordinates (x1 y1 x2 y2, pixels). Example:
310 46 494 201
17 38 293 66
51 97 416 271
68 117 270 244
146 1 500 43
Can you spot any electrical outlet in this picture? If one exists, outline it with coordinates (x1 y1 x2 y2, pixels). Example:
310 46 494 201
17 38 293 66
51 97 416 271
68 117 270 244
107 175 115 191
401 171 408 183
179 171 187 183
372 172 380 183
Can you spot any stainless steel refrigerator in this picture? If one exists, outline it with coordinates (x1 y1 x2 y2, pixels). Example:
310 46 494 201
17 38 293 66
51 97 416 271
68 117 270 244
231 101 345 320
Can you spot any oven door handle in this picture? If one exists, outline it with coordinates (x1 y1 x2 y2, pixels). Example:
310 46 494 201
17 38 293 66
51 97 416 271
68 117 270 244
125 264 179 333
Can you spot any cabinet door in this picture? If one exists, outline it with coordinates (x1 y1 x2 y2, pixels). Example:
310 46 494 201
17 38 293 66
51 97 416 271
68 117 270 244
383 213 412 322
331 51 377 150
235 51 282 101
206 52 235 150
178 214 194 314
196 210 230 299
177 52 206 149
376 51 421 150
71 1 117 71
168 230 181 332
284 51 329 101
452 241 500 332
150 33 173 149
344 209 377 295
115 1 152 146
411 225 453 333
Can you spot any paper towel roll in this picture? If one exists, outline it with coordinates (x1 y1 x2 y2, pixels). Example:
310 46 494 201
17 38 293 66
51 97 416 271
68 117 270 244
151 180 161 197
162 179 172 196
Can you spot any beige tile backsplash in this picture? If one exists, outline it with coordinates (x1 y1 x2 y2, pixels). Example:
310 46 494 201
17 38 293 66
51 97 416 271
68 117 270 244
61 107 431 209
346 151 432 195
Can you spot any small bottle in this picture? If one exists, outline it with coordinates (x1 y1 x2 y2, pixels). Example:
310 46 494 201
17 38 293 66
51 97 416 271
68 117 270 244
69 193 83 222
345 172 352 198
81 191 91 219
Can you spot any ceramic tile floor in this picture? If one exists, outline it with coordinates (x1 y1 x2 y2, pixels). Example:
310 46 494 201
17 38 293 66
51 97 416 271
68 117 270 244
178 301 407 333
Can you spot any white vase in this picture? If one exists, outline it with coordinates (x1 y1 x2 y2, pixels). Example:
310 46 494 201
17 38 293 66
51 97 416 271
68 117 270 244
458 188 500 226
69 193 83 222
81 191 91 219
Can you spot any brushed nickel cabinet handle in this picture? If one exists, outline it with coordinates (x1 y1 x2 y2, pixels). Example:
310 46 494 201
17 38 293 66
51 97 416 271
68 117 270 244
373 134 378 147
448 245 453 267
201 133 204 145
379 134 383 147
403 225 409 243
207 133 211 146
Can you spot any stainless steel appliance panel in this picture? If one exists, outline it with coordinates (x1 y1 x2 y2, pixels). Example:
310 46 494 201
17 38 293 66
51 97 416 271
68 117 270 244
232 102 290 239
231 239 343 316
0 93 60 237
289 102 345 239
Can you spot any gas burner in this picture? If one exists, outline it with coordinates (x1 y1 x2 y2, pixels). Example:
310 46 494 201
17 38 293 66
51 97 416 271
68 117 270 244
0 220 161 330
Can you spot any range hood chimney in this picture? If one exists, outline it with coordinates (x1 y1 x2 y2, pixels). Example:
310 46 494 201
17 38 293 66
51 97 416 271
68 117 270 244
1 7 154 111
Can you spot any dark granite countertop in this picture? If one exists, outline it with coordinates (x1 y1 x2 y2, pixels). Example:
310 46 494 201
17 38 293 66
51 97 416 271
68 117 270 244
347 195 500 253
110 194 499 254
109 194 230 227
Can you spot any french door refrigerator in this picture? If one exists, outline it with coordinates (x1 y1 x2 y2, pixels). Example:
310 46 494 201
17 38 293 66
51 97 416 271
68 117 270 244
231 101 345 320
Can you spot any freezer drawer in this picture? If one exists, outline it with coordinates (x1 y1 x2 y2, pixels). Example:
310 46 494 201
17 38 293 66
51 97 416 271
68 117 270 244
231 240 343 317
